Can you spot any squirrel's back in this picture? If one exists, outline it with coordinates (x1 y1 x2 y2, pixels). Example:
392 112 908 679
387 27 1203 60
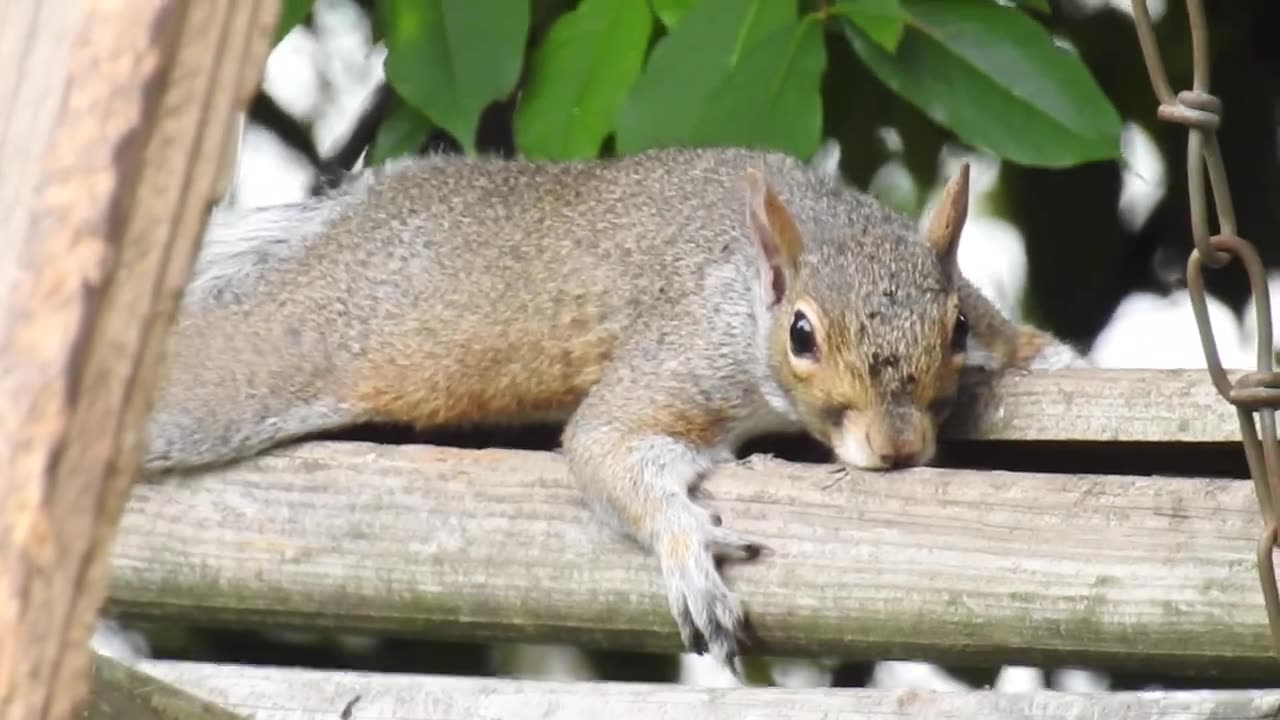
146 146 921 471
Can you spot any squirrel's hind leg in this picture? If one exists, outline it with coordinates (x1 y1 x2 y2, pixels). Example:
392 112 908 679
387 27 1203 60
142 393 355 475
141 339 360 476
956 278 1090 371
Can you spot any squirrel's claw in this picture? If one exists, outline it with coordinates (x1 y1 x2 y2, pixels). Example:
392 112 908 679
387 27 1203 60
657 500 756 672
662 554 745 669
708 525 771 561
672 596 706 654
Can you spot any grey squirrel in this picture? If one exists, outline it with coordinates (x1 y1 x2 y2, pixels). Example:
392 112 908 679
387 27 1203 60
141 142 1086 672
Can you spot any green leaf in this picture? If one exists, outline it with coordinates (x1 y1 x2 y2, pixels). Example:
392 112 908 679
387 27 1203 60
1014 0 1051 14
514 0 653 160
368 93 435 165
274 0 312 42
688 17 827 158
833 0 906 52
843 0 1121 167
379 0 531 155
650 0 694 29
615 0 800 155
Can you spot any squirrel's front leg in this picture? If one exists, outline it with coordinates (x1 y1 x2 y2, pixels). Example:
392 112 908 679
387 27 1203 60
563 386 764 671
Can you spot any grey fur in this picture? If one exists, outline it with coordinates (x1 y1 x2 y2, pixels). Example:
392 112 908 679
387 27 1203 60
145 146 1083 669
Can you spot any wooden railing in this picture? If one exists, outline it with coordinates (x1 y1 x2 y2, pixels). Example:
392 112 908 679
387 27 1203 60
4 2 1279 717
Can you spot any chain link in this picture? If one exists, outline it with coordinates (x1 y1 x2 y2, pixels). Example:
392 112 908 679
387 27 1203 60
1131 0 1280 654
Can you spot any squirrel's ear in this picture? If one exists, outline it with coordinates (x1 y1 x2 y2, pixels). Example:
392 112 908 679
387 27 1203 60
744 168 803 305
923 162 969 276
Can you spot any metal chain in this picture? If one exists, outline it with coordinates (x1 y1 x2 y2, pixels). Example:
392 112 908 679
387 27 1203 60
1131 0 1280 654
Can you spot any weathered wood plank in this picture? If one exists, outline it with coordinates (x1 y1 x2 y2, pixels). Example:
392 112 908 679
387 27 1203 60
945 368 1245 443
84 655 245 720
137 659 1280 720
0 2 278 719
110 441 1279 674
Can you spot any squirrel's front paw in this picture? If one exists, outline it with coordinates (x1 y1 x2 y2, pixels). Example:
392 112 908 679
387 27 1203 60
655 500 765 671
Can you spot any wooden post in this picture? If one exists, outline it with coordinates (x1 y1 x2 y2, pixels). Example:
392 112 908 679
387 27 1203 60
0 2 279 719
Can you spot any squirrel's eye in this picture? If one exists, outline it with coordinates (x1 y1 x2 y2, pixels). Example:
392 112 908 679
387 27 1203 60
789 311 817 358
950 312 969 354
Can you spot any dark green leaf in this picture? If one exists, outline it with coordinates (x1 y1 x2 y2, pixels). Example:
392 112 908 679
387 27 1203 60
514 0 653 159
615 0 799 155
689 17 827 158
368 93 434 165
274 0 312 42
1015 0 1051 14
379 0 531 155
650 0 694 29
833 0 906 52
844 0 1121 167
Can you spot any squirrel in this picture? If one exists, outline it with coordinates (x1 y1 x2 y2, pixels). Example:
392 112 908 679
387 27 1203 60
141 142 1087 672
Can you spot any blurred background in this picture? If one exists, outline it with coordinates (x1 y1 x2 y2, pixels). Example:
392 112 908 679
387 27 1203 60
102 0 1280 695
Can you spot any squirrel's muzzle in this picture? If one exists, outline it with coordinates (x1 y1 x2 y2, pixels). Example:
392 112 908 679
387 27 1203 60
831 406 935 471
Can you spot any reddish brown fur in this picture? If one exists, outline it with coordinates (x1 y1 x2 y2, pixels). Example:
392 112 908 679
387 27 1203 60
911 293 964 408
349 326 617 428
639 403 735 449
1012 325 1058 368
924 163 969 259
769 296 874 445
760 181 805 267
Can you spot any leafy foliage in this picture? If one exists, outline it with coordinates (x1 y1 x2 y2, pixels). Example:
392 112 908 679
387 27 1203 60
378 0 530 155
650 0 696 30
844 0 1121 167
614 0 818 157
291 0 1124 168
514 0 653 159
367 93 435 166
274 0 314 42
833 0 907 52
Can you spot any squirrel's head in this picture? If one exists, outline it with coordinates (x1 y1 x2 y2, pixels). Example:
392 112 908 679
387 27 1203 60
746 162 972 471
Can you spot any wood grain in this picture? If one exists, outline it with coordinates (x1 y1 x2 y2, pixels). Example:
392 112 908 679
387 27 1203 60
0 2 278 718
136 659 1280 720
945 367 1246 442
110 441 1280 674
87 655 245 720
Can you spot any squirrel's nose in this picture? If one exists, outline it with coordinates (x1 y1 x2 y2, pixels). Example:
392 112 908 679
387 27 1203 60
876 451 905 468
832 409 936 471
873 447 923 469
865 416 931 468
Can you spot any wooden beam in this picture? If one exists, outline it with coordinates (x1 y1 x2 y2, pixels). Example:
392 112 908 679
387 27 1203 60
945 367 1244 443
0 2 278 719
84 655 245 720
108 442 1279 674
136 659 1280 720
